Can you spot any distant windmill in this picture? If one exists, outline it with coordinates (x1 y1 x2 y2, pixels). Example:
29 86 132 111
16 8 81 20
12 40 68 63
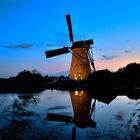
45 14 96 80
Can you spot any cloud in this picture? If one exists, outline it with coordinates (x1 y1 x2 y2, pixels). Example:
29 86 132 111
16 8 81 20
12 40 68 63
125 39 131 43
57 39 69 45
94 47 102 51
55 33 83 40
97 48 102 51
46 40 70 47
101 55 118 60
124 50 132 53
55 33 68 37
46 44 62 47
1 44 32 49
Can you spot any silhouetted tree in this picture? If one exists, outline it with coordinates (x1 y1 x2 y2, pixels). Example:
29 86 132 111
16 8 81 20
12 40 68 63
117 63 140 74
87 69 114 87
16 70 42 82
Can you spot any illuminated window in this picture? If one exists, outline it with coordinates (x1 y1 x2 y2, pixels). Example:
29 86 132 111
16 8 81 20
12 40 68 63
74 73 82 80
74 90 84 97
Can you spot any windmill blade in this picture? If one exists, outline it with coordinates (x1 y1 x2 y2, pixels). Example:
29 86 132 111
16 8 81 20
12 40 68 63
45 47 70 58
66 14 74 43
47 113 72 123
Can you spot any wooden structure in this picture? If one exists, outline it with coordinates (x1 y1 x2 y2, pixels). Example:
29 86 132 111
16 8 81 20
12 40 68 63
45 14 95 80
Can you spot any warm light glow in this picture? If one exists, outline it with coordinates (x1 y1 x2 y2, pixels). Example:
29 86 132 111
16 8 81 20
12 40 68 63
75 90 78 96
74 90 84 97
69 47 91 80
74 73 83 80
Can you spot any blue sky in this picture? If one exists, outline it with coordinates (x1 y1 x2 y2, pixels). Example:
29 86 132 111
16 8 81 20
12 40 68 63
0 0 140 77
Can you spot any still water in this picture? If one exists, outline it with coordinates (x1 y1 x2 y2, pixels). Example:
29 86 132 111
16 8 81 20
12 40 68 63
0 90 140 140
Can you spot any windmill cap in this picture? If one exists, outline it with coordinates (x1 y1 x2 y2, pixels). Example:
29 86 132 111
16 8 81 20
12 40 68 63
71 39 94 49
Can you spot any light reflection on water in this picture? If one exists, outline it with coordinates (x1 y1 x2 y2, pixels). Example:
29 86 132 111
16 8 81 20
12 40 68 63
0 90 140 140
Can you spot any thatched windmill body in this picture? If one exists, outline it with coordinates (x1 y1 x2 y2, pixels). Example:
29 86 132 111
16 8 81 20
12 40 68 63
45 14 95 80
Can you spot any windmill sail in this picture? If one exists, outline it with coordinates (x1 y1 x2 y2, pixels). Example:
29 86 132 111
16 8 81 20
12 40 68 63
45 47 70 58
66 14 74 43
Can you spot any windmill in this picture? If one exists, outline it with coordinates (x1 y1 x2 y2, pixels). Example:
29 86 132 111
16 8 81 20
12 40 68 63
45 14 96 80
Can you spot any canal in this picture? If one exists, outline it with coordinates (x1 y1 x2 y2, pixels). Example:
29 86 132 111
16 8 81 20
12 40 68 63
0 89 140 139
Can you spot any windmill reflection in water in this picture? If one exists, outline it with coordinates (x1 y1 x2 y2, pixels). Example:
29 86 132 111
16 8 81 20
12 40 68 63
47 90 96 139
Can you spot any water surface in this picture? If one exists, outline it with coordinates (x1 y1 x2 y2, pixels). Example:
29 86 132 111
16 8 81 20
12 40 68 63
0 90 140 140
